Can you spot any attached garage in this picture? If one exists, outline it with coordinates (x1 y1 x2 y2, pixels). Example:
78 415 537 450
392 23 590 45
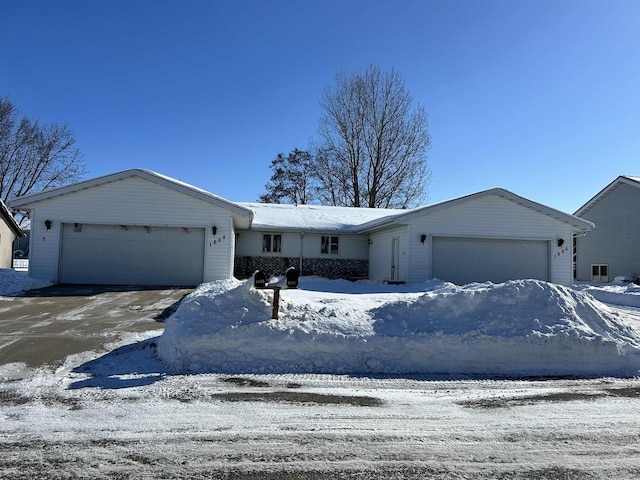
431 236 549 285
59 223 205 286
364 188 594 286
8 169 254 286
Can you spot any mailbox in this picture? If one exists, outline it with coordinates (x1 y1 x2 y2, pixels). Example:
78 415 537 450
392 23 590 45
253 270 267 289
285 267 299 289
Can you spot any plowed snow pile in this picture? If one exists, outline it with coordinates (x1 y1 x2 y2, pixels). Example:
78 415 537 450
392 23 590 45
0 268 50 295
158 277 640 376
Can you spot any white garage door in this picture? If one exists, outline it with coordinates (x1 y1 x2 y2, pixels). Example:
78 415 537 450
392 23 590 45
432 237 549 285
60 223 205 286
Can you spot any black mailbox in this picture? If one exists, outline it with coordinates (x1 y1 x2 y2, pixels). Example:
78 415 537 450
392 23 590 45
285 267 299 289
254 270 267 289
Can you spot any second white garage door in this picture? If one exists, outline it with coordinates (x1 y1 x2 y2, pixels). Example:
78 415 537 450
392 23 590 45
432 237 549 285
59 223 205 286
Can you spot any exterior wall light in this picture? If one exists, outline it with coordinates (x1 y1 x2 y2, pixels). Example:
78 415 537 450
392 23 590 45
420 234 427 244
557 238 565 247
212 226 217 235
44 219 52 230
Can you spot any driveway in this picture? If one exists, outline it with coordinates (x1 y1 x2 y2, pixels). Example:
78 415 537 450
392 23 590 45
0 285 193 367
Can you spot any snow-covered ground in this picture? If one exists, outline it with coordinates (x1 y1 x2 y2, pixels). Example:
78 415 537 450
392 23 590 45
158 275 640 377
1 269 640 478
1 348 640 478
0 268 50 295
574 281 640 308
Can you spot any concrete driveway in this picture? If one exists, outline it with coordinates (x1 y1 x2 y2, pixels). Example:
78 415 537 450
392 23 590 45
0 285 193 367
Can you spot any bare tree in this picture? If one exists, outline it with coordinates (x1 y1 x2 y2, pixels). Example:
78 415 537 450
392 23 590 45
259 149 316 205
316 66 430 208
0 97 86 225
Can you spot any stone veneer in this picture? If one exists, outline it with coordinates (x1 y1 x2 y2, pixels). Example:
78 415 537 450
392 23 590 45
234 256 368 280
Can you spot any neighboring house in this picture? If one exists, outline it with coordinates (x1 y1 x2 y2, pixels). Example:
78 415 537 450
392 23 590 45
8 169 593 287
0 199 24 268
574 175 640 282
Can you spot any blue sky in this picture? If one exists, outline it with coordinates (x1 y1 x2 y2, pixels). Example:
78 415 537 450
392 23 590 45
1 0 638 213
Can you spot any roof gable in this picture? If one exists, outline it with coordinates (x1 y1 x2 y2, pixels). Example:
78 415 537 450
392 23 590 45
357 188 594 232
575 175 640 217
0 199 23 237
8 169 254 220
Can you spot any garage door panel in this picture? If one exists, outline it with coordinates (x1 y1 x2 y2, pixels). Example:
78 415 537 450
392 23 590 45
60 224 204 286
432 237 549 285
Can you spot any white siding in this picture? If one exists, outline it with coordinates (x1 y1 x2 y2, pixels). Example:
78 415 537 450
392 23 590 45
21 176 236 283
235 231 302 258
235 231 368 260
305 233 368 259
403 194 575 285
368 226 409 282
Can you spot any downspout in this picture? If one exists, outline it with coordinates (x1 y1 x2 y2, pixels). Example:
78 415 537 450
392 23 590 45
299 232 304 273
228 216 235 279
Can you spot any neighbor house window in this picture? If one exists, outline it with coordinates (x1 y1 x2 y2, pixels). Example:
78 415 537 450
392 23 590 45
321 236 339 255
591 264 608 282
262 234 282 253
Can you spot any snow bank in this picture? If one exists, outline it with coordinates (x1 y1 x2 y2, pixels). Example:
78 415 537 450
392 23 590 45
157 278 640 377
573 282 640 309
0 268 50 295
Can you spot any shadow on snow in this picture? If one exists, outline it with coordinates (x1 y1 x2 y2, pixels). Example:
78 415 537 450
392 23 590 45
68 337 170 390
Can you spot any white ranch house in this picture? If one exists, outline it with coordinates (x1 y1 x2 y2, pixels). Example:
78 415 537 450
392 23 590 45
8 169 593 287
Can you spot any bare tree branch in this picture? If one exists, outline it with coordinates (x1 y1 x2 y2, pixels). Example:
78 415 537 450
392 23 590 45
0 96 86 226
315 65 430 208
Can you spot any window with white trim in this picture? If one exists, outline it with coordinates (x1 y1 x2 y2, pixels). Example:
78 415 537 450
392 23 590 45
591 264 608 282
262 234 282 253
321 236 339 255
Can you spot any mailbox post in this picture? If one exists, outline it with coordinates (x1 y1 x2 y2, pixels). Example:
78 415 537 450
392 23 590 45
253 268 298 319
271 287 281 319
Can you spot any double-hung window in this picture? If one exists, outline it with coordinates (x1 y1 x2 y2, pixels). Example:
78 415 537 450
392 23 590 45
321 236 339 255
262 234 282 253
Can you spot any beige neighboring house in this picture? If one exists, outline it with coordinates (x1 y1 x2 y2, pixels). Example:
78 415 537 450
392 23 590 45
574 175 640 282
0 199 24 268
